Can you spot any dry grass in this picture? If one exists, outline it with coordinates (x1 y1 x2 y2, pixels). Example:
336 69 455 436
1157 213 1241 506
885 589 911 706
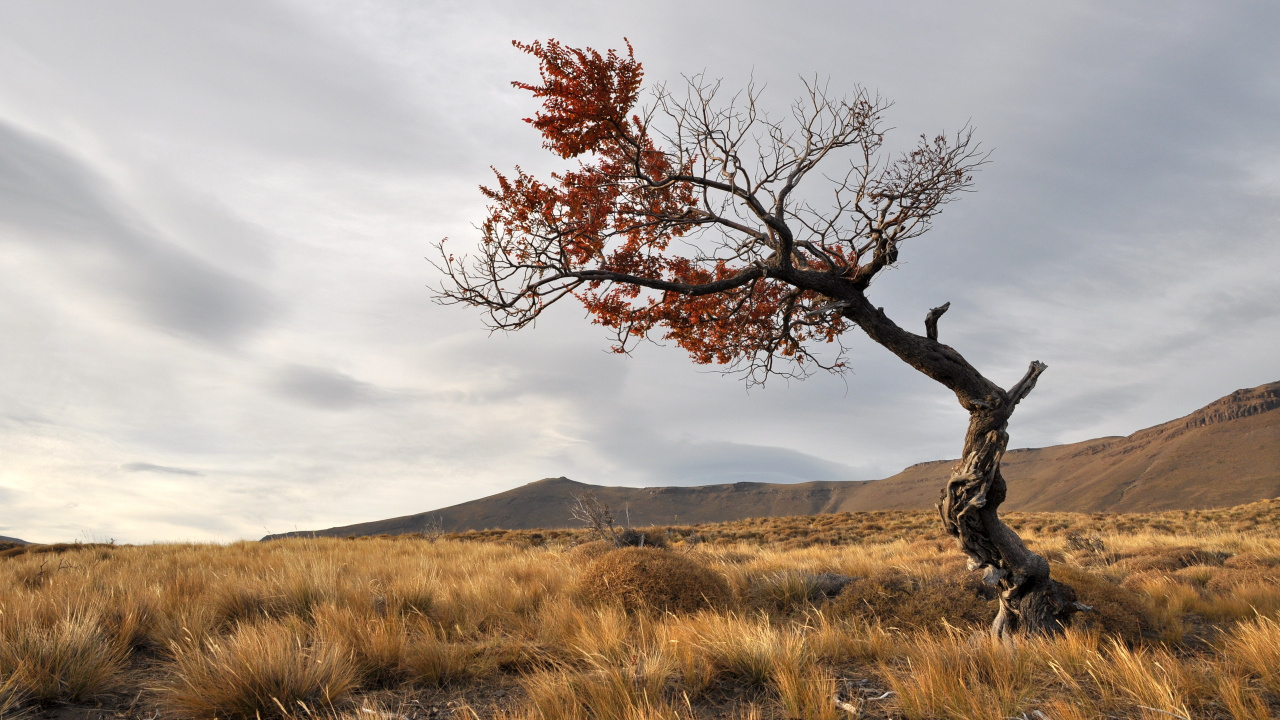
1 499 1279 718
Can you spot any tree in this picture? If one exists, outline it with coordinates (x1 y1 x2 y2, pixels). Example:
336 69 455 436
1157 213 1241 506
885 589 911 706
434 40 1089 637
568 491 621 546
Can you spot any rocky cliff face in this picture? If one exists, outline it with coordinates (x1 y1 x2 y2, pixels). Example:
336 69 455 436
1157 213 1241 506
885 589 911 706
1184 384 1280 429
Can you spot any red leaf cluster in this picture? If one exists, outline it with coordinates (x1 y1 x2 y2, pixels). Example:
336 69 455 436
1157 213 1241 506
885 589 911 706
475 40 845 371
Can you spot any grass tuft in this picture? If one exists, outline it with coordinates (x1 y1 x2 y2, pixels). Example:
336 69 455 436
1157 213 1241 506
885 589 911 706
157 618 358 719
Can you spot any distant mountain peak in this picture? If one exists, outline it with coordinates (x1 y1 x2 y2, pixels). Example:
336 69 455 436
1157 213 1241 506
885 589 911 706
528 476 585 486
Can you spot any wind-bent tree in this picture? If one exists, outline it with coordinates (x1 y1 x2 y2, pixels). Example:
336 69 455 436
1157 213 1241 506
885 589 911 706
435 40 1088 637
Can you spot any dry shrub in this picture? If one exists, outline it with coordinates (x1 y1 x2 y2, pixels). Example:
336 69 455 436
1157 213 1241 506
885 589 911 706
829 565 995 630
617 528 668 549
1224 552 1280 570
566 539 614 564
575 547 731 614
158 618 358 719
0 543 114 560
1205 568 1280 593
749 571 855 614
1120 570 1165 592
1121 546 1229 573
1173 564 1221 589
1051 564 1149 641
0 611 127 702
1064 531 1107 554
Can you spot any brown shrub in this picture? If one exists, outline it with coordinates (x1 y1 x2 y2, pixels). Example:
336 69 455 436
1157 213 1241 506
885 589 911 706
574 547 731 614
616 528 668 548
1121 546 1229 573
566 540 613 563
0 543 114 560
830 565 995 630
1205 568 1280 594
1224 552 1280 570
1120 570 1166 592
749 571 856 614
1051 564 1149 641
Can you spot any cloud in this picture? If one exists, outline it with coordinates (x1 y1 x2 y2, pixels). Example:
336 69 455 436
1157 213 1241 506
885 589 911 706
626 439 860 487
2 1 455 171
0 119 277 345
271 364 388 411
0 1 1277 542
122 463 203 477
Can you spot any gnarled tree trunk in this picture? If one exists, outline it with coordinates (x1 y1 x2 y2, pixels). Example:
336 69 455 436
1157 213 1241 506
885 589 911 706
837 293 1086 638
938 364 1085 639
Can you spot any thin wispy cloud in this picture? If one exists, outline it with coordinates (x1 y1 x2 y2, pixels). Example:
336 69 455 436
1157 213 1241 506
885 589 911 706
123 463 203 477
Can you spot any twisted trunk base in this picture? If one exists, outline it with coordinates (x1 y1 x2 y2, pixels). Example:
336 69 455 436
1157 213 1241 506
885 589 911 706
939 409 1084 639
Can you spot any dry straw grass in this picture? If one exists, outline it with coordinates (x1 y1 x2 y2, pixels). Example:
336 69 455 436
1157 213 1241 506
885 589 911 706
1 499 1279 718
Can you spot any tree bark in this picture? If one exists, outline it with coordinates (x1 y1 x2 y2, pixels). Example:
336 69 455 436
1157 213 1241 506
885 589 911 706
828 292 1083 638
938 399 1085 639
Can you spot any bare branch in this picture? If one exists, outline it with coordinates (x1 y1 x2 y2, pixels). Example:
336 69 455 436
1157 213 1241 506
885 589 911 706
1007 360 1048 408
924 301 950 341
568 492 620 546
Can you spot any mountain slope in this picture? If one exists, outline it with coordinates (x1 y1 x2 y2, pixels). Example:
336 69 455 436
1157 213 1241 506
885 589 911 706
265 381 1280 539
270 477 878 537
861 381 1280 512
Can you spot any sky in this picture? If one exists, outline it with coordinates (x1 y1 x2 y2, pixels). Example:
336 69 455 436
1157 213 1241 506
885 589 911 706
1 1 1277 543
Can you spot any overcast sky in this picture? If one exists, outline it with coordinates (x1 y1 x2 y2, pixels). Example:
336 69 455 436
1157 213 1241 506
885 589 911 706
2 1 1277 543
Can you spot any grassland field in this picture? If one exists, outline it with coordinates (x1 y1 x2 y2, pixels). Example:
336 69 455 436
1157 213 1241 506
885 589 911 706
3 499 1280 720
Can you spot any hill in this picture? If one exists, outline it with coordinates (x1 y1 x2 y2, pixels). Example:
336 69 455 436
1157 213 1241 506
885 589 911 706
862 380 1280 512
265 380 1280 539
0 536 28 545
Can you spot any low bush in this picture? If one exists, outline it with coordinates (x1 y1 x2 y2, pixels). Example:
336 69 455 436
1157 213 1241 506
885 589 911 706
616 527 668 548
749 571 856 613
1120 546 1229 573
565 539 613 563
1049 564 1149 641
830 565 995 630
575 547 732 614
